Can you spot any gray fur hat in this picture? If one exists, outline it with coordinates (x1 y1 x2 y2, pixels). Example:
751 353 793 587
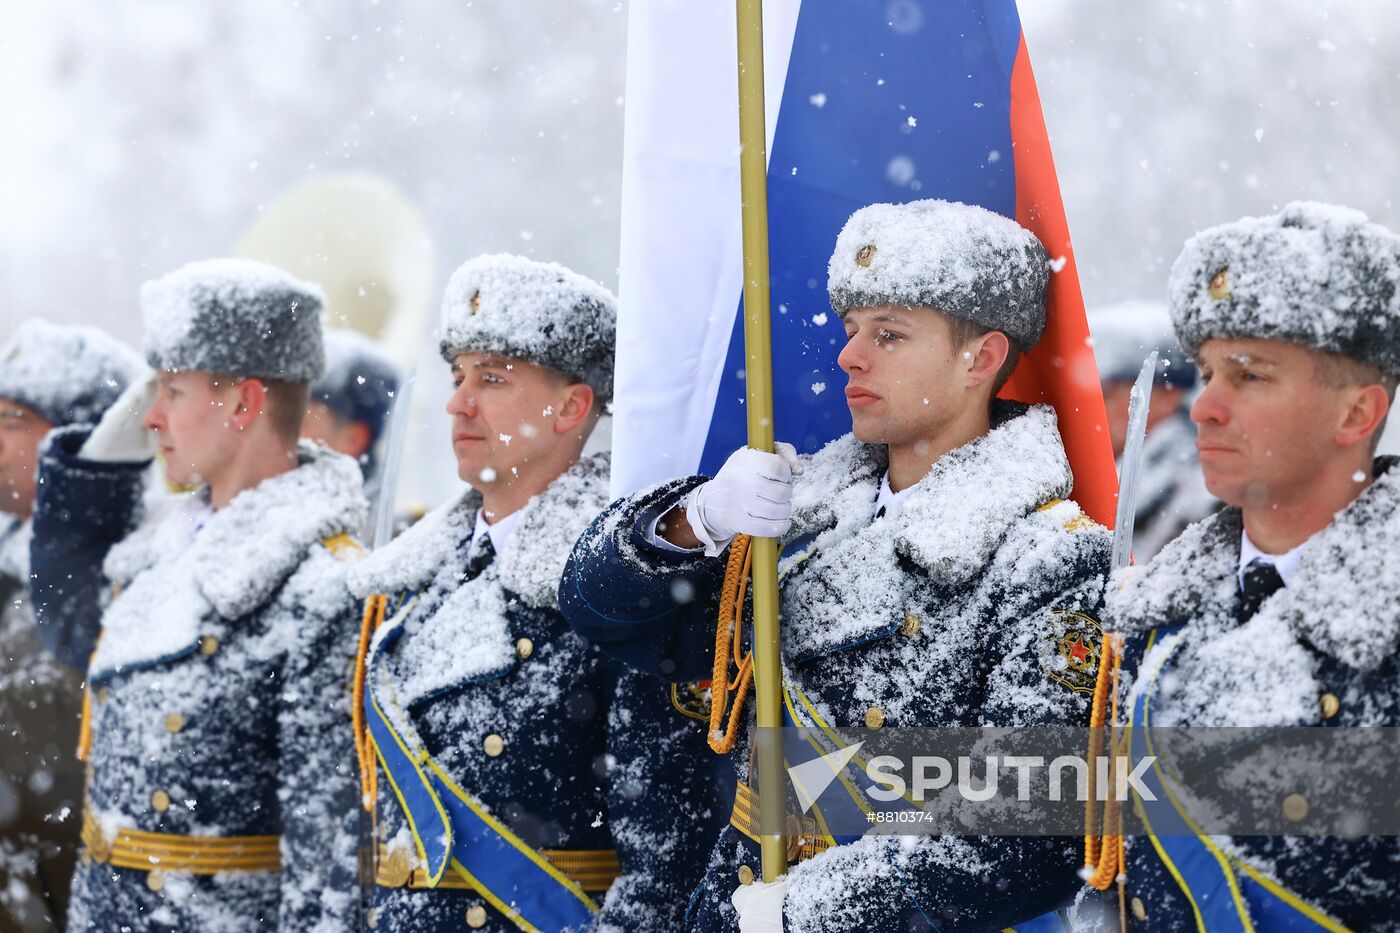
1087 300 1197 390
311 330 400 443
439 253 617 402
827 199 1052 349
141 258 327 383
0 320 145 427
1169 201 1400 374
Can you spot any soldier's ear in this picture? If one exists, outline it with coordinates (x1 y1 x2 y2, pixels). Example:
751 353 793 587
1335 382 1390 451
228 378 268 433
965 331 1009 391
554 382 596 435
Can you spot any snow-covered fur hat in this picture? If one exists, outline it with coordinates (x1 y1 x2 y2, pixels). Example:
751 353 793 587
1170 201 1400 375
439 253 618 402
827 199 1052 349
0 320 145 427
1087 300 1197 390
311 330 400 444
141 258 327 383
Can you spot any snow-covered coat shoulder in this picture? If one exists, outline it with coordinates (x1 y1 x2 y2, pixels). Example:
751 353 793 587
1110 454 1400 728
348 452 611 710
90 443 367 680
350 451 609 609
775 402 1107 667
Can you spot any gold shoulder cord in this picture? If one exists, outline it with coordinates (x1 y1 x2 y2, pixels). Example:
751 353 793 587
707 535 755 754
353 594 390 810
1083 630 1127 930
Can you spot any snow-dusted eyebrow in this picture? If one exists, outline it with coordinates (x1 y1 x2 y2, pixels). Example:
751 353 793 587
846 309 914 328
0 406 25 419
1223 353 1278 368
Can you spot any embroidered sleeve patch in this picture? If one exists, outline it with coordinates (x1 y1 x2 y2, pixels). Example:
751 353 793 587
1043 609 1102 695
670 680 713 721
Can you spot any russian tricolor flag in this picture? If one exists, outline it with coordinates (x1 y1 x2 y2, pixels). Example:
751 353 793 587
611 0 1117 527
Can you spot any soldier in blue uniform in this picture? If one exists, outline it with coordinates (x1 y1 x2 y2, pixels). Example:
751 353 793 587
347 254 723 931
560 200 1113 932
302 328 401 497
28 259 368 931
1091 202 1400 931
1088 300 1216 560
0 321 142 931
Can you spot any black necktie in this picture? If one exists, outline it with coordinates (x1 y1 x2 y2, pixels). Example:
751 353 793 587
1238 558 1284 622
465 532 496 579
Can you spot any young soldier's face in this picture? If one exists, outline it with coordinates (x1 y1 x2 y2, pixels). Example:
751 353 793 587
445 353 591 507
145 371 243 486
0 399 53 518
1191 339 1365 507
837 305 969 445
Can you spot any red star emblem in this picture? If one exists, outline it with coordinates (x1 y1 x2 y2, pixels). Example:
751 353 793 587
1068 637 1090 664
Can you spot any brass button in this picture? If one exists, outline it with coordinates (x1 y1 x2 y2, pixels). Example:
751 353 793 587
864 706 886 729
150 790 171 813
737 864 755 886
515 637 534 660
146 871 165 892
366 907 379 929
1282 793 1310 822
1131 896 1147 921
164 712 186 734
199 635 220 656
483 734 505 758
466 903 488 928
380 847 411 887
898 614 921 637
97 687 109 704
1319 692 1340 720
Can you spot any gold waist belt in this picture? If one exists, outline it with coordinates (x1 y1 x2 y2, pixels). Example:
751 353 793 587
81 807 282 875
374 844 621 893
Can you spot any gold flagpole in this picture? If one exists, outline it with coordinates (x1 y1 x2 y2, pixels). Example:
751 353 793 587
733 0 787 883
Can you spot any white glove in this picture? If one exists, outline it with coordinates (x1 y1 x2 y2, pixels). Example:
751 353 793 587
79 374 157 463
685 442 802 556
731 876 787 933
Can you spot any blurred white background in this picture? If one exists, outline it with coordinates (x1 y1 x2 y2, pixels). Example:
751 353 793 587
1 0 1395 505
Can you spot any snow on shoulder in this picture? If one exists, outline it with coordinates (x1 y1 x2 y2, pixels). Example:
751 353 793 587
351 451 611 611
91 443 365 679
